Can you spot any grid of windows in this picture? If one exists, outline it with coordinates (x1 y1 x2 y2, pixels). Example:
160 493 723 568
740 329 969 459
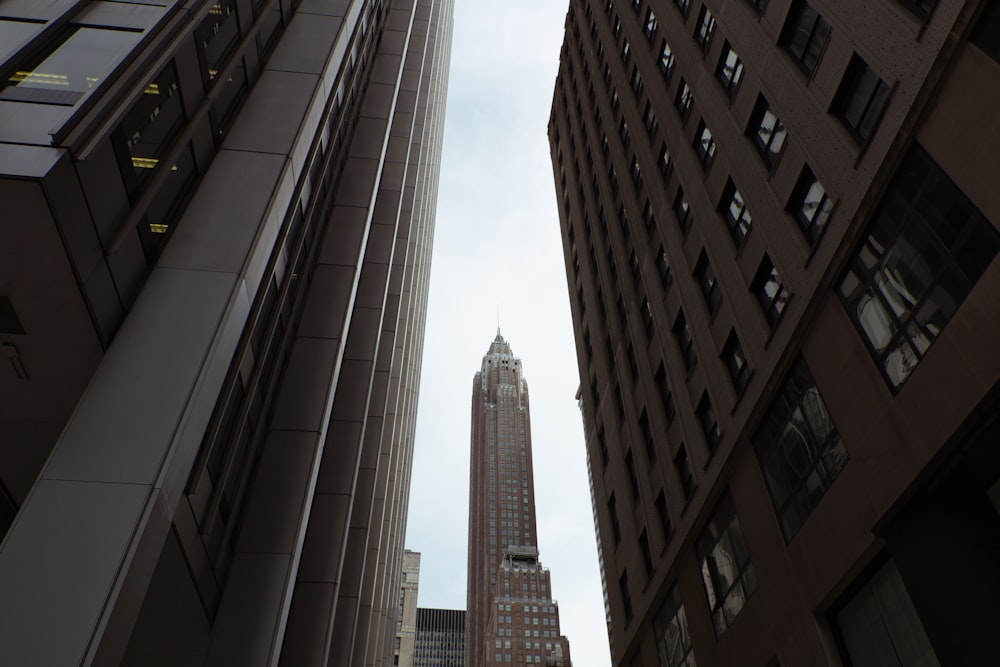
753 357 847 541
838 143 999 389
832 53 890 145
780 0 830 76
696 494 756 637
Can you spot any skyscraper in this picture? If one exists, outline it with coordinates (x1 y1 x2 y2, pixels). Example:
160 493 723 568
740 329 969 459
396 550 422 667
467 332 573 667
550 0 1000 665
0 0 452 664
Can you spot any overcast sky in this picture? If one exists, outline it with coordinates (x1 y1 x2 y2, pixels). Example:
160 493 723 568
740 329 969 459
403 2 613 666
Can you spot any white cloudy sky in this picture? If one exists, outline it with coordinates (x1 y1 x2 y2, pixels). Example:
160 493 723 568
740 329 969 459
404 1 613 666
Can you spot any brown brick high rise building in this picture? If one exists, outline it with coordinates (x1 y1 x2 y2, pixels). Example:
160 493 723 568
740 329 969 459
549 0 1000 665
467 332 573 667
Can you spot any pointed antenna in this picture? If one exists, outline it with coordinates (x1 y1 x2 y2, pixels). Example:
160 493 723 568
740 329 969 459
497 306 501 338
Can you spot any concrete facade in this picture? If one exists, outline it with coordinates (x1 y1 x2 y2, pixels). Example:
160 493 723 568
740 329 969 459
549 0 1000 665
466 334 573 667
0 0 453 665
414 608 465 667
396 550 422 667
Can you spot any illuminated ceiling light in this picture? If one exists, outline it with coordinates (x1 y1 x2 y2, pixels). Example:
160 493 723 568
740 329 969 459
144 83 160 94
131 156 159 169
149 224 169 234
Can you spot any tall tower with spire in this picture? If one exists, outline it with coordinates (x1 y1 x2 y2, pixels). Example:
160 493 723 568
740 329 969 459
466 332 572 667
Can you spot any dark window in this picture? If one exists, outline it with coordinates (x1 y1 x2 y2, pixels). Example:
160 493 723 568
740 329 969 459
673 310 697 372
642 200 657 234
694 4 717 51
694 251 722 316
640 409 656 461
641 297 655 338
629 250 642 284
748 94 786 168
644 8 659 38
716 41 744 97
628 155 642 191
720 178 753 246
656 245 672 290
674 187 693 236
654 490 672 540
971 1 1000 63
832 53 890 145
752 255 790 327
615 383 626 422
583 329 593 361
619 571 634 621
694 119 717 170
208 56 249 142
598 425 609 466
654 362 676 423
696 494 756 636
630 64 643 98
609 493 622 543
674 446 696 499
658 142 672 178
643 100 658 136
618 205 631 241
114 62 186 199
832 559 940 666
1 26 141 105
696 392 721 450
653 585 695 667
627 344 639 382
619 117 631 148
780 0 831 76
838 143 999 389
659 38 675 76
639 530 654 576
625 449 640 498
196 0 241 88
789 166 833 244
621 37 632 64
0 297 26 335
137 143 199 263
896 0 938 19
747 0 768 14
722 330 750 395
754 357 847 541
675 78 693 119
675 0 691 15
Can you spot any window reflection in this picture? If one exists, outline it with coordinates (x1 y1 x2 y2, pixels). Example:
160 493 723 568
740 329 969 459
137 143 197 262
196 0 241 88
696 494 755 636
2 27 140 105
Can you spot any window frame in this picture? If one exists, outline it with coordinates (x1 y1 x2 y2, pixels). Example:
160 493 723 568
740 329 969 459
720 178 753 246
694 119 717 171
831 53 890 146
751 255 789 328
696 494 757 637
780 0 831 77
747 94 787 169
715 41 744 98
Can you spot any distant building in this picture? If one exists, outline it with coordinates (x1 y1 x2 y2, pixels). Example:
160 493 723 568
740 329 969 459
0 0 453 664
414 608 465 667
396 550 422 667
466 332 573 666
550 0 1000 666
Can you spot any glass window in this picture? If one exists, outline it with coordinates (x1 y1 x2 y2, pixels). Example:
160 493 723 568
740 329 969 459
641 297 655 338
720 178 752 246
752 255 789 327
673 310 696 372
114 62 185 197
659 38 675 76
209 56 248 142
675 77 693 119
789 165 833 244
748 94 787 168
196 0 241 88
0 18 44 63
625 449 640 498
832 53 890 145
780 0 831 76
644 8 658 39
608 493 622 543
619 571 633 621
753 357 847 541
674 445 696 499
971 0 1000 64
137 143 198 263
656 245 672 290
722 331 750 395
694 251 722 316
696 494 756 637
658 142 672 178
696 393 720 450
833 559 940 667
674 187 693 236
654 490 673 540
654 585 696 667
655 362 676 422
716 42 744 97
694 120 716 170
694 4 716 51
640 409 656 461
2 26 141 105
643 101 658 136
675 0 691 15
838 143 999 389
